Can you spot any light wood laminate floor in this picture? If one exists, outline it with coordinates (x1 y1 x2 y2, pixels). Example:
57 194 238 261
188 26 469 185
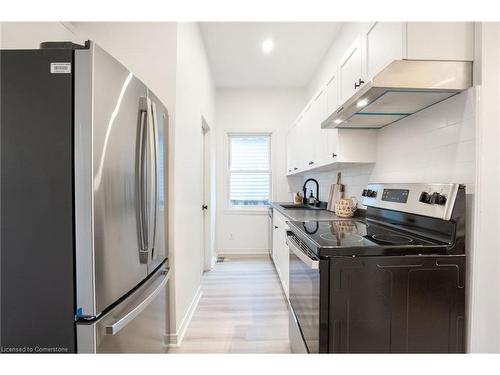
169 256 291 353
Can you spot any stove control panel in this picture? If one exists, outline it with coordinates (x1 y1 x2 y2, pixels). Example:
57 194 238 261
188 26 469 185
419 191 447 205
361 189 377 198
381 189 409 203
362 183 459 220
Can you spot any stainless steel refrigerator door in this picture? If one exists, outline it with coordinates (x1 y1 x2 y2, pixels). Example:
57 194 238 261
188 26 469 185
75 43 150 318
77 266 170 353
146 90 168 273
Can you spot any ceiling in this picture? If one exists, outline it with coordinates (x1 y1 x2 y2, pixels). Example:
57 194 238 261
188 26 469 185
199 22 343 88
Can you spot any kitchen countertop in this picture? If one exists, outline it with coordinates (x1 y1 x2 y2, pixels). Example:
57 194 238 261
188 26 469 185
270 202 362 222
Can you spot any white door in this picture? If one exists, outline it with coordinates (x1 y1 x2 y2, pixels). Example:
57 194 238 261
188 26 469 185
324 72 340 164
301 104 314 169
312 88 329 165
286 127 294 175
325 70 339 116
364 22 404 80
290 122 300 174
339 36 364 104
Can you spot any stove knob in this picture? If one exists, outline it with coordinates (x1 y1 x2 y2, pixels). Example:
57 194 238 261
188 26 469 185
362 189 369 197
429 192 439 204
436 193 447 205
419 192 430 203
430 192 448 205
368 190 377 198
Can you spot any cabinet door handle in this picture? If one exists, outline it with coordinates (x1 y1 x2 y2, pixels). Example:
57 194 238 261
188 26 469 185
354 78 365 89
294 167 298 170
332 153 337 158
274 225 278 229
308 161 314 165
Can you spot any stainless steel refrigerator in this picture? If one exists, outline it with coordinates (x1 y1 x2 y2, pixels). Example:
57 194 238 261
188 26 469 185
1 40 169 353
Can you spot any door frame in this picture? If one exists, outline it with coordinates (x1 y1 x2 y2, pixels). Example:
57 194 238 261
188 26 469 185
201 116 215 272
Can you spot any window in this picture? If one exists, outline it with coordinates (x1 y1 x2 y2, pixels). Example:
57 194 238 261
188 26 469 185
228 133 271 207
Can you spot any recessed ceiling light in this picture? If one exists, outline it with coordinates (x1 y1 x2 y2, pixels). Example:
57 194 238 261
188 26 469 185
261 38 274 54
357 99 368 108
334 119 343 124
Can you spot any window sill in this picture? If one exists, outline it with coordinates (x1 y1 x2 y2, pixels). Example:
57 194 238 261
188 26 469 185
224 208 269 216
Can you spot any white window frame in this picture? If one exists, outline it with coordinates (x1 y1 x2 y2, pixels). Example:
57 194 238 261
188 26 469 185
225 132 272 213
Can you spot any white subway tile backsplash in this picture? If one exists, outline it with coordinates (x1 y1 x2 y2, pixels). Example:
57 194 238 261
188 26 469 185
446 89 476 126
289 89 476 205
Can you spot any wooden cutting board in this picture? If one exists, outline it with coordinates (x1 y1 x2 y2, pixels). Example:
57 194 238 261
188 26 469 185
327 172 344 212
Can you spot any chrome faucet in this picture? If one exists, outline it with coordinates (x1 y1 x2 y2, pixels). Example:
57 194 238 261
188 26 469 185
302 178 319 206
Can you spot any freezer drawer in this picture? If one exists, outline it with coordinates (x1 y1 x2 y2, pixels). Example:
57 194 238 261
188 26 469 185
77 265 170 353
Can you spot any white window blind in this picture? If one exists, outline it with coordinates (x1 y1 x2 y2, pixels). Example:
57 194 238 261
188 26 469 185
228 134 271 207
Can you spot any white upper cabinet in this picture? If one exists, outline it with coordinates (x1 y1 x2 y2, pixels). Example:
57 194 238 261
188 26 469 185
285 126 295 175
301 104 314 168
339 36 364 105
406 22 474 61
363 22 474 82
313 88 334 165
325 70 339 116
289 117 301 173
364 22 405 81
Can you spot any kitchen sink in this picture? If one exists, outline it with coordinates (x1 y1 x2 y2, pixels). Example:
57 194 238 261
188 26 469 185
279 204 324 210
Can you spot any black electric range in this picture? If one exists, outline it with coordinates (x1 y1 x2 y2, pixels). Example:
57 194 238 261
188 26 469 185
286 183 466 354
287 217 450 257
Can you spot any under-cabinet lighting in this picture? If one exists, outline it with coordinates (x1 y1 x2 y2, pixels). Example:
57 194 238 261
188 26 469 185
333 119 343 124
357 99 368 108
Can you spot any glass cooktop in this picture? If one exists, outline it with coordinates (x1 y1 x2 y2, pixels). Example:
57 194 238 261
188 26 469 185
287 219 449 256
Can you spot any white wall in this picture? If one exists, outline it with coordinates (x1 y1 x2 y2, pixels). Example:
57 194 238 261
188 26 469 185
0 22 83 48
169 22 216 342
468 22 500 353
70 22 178 109
215 89 303 255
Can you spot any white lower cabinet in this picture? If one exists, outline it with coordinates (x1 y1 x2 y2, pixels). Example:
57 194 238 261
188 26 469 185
272 210 289 298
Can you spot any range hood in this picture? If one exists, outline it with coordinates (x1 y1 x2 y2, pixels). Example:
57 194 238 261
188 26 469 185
322 60 473 130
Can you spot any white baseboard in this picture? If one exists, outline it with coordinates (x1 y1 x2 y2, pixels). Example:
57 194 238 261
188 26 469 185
166 286 202 347
203 255 217 272
217 248 271 257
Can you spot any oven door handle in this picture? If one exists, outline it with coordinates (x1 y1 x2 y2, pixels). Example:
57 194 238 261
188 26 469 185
287 236 319 270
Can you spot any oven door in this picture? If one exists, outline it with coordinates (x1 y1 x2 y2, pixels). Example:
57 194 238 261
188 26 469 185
287 232 320 353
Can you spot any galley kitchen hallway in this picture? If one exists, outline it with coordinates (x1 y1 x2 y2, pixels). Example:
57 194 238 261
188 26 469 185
169 256 291 353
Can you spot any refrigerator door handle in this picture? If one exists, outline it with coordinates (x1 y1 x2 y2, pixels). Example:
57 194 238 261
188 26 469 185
104 268 169 335
149 100 159 257
137 98 149 261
